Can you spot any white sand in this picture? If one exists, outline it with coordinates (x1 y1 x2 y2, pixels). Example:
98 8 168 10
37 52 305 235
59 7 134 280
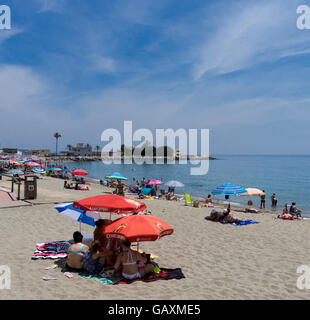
0 176 309 299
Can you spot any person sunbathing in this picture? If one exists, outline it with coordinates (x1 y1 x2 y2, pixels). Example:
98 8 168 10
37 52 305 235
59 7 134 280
66 231 89 271
205 206 243 223
77 184 90 190
82 241 106 274
114 239 154 280
205 194 214 207
245 208 261 213
166 191 177 201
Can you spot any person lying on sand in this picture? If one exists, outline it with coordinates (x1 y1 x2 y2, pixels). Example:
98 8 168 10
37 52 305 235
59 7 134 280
66 231 89 271
64 181 74 189
205 205 243 224
244 208 261 213
77 184 90 191
114 239 155 280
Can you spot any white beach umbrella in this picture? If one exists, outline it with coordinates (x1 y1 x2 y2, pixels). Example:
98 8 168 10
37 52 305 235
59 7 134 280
165 180 185 188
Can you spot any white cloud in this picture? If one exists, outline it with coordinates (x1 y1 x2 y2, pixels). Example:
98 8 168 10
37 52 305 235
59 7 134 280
35 0 67 13
89 55 117 74
193 0 307 78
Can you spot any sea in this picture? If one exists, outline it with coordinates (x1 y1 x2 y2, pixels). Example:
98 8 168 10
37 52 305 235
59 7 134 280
63 155 310 217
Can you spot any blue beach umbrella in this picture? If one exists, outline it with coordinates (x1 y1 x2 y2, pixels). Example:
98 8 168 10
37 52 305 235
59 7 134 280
54 203 101 231
32 168 46 174
211 184 247 198
105 172 128 180
48 167 62 171
61 168 71 173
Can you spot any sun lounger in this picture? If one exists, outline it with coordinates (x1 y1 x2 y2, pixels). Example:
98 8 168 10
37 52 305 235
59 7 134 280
184 193 192 206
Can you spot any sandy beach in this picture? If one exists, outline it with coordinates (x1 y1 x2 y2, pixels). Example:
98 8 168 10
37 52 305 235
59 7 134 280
0 176 309 300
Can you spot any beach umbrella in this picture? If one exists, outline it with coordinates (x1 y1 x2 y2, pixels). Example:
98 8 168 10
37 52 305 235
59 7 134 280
48 167 62 171
54 203 101 231
32 168 46 174
211 184 247 201
7 169 24 175
25 162 40 167
61 168 71 173
236 188 265 197
103 215 174 243
71 169 88 176
146 179 164 185
73 195 146 215
165 180 184 188
106 172 127 180
10 161 23 166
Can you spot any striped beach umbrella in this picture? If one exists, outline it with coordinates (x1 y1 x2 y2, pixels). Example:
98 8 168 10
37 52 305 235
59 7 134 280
54 203 101 231
105 172 127 180
211 184 247 196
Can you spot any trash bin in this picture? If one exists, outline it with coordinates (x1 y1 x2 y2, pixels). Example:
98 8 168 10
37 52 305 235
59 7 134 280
24 175 37 199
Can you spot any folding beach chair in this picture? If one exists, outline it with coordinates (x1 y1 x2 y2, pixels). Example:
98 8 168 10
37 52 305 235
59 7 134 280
184 193 193 206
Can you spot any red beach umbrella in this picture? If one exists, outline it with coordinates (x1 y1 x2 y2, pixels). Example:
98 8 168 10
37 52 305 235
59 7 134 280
103 215 174 242
73 195 146 215
71 169 88 176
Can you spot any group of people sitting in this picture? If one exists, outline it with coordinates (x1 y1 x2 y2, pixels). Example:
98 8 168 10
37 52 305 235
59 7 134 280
65 219 157 279
278 203 302 220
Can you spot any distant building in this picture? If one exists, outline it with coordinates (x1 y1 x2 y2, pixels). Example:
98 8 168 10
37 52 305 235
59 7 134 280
19 149 50 157
2 148 18 154
67 143 92 156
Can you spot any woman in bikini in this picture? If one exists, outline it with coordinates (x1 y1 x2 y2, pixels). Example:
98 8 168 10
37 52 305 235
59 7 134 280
66 231 89 271
114 239 154 280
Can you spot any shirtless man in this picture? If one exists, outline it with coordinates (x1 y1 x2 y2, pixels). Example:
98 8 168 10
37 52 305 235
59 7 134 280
66 231 89 271
114 239 154 280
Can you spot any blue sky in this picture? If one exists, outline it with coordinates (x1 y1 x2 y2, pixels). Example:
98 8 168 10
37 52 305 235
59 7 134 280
1 0 310 154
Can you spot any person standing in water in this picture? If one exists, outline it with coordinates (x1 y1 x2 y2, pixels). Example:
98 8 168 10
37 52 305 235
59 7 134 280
260 191 266 209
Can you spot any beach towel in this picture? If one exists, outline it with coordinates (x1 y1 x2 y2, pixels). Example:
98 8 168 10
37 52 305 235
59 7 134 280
31 241 70 260
78 271 120 285
219 220 259 226
116 268 185 284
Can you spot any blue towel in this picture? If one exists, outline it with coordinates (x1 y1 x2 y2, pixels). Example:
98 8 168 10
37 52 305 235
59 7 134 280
220 220 259 226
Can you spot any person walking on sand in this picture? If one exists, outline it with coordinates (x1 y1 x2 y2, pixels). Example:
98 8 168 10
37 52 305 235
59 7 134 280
260 191 266 209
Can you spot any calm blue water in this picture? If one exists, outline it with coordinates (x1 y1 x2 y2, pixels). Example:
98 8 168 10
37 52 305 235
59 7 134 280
64 155 310 216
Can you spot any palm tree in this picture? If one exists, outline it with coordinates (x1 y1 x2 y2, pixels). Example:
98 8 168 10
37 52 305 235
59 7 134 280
66 144 72 151
95 145 100 156
54 132 62 155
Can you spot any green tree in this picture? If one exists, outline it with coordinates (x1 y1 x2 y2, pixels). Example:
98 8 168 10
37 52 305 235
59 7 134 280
54 132 62 155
